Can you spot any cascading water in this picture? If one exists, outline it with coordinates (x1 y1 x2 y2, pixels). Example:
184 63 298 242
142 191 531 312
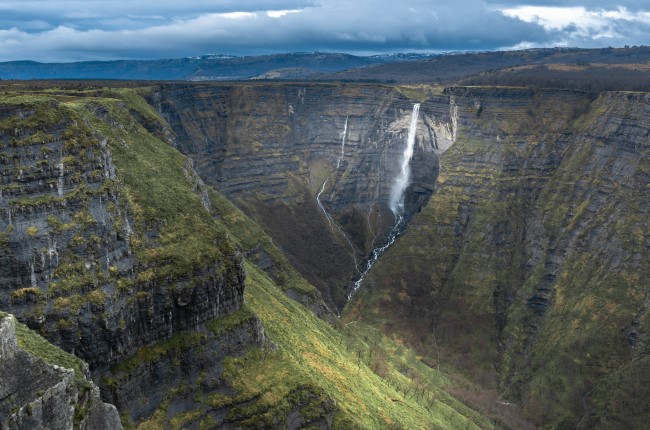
389 103 420 214
57 160 64 198
337 116 348 169
316 178 335 230
317 178 360 272
348 103 420 300
30 260 37 288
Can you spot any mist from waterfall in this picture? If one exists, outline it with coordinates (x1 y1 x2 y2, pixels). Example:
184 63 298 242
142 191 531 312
389 103 420 215
337 116 348 169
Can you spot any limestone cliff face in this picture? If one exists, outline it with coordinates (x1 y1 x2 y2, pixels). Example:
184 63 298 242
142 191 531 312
0 313 122 430
354 87 650 427
101 313 267 424
0 97 246 369
149 83 450 306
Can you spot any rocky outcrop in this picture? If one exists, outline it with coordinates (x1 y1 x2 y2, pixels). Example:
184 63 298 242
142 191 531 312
101 312 266 424
149 83 450 307
0 313 122 430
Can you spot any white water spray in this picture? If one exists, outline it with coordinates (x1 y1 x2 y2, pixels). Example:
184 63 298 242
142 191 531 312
337 116 348 169
30 260 37 288
389 103 420 215
57 161 64 198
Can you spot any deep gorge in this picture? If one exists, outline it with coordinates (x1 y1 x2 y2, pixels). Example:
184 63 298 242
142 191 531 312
0 82 648 429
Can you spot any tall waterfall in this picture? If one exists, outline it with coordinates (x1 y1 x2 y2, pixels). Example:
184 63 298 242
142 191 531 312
337 116 348 169
389 103 420 215
348 103 420 300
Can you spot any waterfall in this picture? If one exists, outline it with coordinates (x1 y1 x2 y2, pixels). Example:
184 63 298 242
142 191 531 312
57 161 64 198
348 103 420 300
30 260 37 288
389 103 420 215
347 215 407 300
317 179 335 229
337 116 348 169
316 178 359 272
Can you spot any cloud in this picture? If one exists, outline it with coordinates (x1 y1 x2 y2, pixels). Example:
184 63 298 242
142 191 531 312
500 5 650 47
0 0 646 61
488 0 649 11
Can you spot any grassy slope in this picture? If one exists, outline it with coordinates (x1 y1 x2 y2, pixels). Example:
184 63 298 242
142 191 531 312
11 315 89 388
237 261 490 429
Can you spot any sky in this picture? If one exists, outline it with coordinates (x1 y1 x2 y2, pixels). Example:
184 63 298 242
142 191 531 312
0 0 649 62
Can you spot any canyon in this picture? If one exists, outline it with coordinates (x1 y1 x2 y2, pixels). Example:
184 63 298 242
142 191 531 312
0 81 648 429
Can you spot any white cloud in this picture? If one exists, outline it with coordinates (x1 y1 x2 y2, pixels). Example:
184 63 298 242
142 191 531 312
501 5 650 40
267 9 302 18
217 12 257 20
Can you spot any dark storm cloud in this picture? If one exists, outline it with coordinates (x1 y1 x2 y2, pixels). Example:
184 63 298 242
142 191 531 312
0 0 317 32
0 0 647 62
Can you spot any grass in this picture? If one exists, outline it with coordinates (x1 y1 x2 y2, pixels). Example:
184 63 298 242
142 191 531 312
217 261 491 429
13 316 89 388
205 304 255 336
393 84 445 101
136 258 491 429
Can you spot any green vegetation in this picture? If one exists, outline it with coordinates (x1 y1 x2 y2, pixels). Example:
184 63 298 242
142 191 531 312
83 94 234 281
228 262 490 429
0 232 9 251
135 260 491 429
13 316 89 388
205 304 255 336
393 84 444 101
110 331 207 376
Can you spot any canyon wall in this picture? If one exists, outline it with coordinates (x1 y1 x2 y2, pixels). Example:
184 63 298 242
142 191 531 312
150 83 451 307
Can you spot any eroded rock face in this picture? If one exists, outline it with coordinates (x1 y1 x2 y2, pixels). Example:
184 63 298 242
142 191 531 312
0 314 122 430
0 100 246 371
101 315 266 423
149 83 451 306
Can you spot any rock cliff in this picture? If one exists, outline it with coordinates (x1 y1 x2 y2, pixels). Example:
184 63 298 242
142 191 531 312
3 81 647 429
0 93 246 372
0 90 257 428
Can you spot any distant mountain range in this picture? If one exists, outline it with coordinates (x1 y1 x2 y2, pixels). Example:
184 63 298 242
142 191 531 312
0 52 438 81
1 47 649 87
